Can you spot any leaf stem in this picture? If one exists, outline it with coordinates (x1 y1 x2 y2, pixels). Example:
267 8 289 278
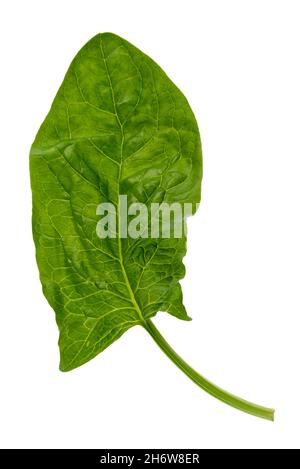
144 319 274 421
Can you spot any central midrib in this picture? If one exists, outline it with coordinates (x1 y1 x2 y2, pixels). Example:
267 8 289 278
117 204 146 325
100 36 146 326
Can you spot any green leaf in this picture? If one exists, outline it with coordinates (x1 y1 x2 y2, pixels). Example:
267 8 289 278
30 32 202 371
30 33 274 420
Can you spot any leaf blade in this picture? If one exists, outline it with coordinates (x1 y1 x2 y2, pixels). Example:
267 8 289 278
30 33 202 371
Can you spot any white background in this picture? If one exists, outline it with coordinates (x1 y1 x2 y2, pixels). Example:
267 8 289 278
0 0 299 449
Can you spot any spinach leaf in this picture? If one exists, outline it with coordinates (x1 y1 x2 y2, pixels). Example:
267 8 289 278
30 33 274 420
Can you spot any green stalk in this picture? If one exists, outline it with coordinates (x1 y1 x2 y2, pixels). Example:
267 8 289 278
144 319 274 421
